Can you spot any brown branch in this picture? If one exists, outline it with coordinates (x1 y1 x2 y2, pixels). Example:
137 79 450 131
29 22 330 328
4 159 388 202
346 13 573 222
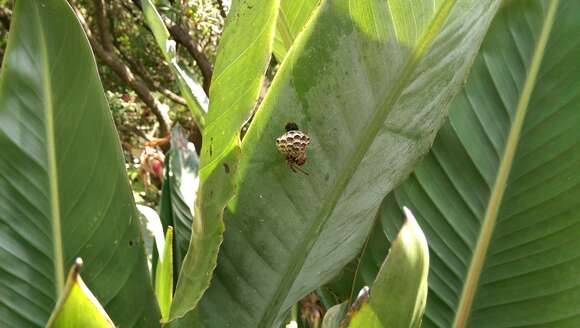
97 48 170 137
71 2 170 137
130 0 212 93
116 44 151 80
115 44 187 106
119 0 141 20
94 0 114 51
159 88 187 106
166 24 213 93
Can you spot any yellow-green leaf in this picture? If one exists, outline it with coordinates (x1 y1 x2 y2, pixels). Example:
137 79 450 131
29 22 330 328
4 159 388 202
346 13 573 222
167 0 280 323
348 208 429 328
155 226 174 321
46 259 115 328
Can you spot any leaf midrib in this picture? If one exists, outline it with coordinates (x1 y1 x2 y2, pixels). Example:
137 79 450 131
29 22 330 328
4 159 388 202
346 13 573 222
452 1 559 326
258 1 458 326
33 3 65 298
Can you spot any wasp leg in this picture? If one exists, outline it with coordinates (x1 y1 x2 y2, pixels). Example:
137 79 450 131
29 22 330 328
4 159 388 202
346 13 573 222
288 162 298 174
289 162 309 176
294 165 310 176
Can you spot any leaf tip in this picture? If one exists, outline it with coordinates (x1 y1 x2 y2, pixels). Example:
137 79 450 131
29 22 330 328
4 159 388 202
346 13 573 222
402 206 428 250
70 257 84 279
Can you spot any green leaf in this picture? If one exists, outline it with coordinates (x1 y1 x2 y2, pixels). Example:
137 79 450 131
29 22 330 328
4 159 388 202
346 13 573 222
166 125 198 269
273 0 321 62
137 204 165 274
0 0 160 326
156 227 174 321
168 0 280 322
157 158 173 282
45 259 115 328
185 0 501 327
158 125 198 275
141 0 208 129
158 156 174 231
324 199 399 304
348 208 429 328
349 1 580 327
321 303 348 328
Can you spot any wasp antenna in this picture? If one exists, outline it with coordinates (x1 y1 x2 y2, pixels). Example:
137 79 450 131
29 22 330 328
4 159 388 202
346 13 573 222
294 165 310 176
288 162 298 174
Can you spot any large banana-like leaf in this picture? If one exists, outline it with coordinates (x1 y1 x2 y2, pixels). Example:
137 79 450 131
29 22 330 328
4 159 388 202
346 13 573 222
347 1 580 327
273 0 321 62
176 1 502 327
0 0 160 326
168 0 279 322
